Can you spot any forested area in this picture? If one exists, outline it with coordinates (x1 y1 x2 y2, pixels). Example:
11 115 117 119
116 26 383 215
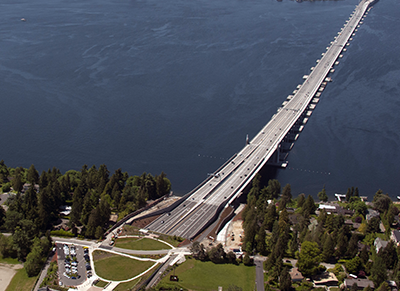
240 174 400 291
0 160 171 276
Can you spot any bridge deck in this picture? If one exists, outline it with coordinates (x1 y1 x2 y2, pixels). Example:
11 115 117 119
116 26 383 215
145 0 376 239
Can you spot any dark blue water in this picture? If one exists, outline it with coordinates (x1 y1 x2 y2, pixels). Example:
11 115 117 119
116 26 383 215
1 0 399 199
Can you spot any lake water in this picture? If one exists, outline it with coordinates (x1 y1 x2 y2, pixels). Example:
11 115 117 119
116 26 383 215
1 0 399 199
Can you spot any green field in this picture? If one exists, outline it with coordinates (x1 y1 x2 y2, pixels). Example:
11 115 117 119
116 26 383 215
95 279 109 287
5 268 38 291
158 258 256 291
115 237 172 250
93 251 155 281
113 278 141 291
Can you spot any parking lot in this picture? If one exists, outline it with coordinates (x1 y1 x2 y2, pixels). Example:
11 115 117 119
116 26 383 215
56 243 88 287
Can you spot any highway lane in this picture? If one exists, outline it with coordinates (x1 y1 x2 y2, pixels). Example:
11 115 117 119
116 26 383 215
146 0 374 239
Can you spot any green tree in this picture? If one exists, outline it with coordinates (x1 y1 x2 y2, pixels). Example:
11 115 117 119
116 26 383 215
346 233 359 259
345 256 362 275
297 193 306 208
302 195 316 217
24 238 44 277
279 267 292 291
366 216 380 234
370 256 387 288
321 234 334 262
280 184 292 210
256 224 266 254
360 245 369 265
208 243 226 264
297 241 321 277
95 226 104 239
243 253 252 266
379 240 397 270
26 164 39 185
190 241 207 261
12 173 23 193
373 191 391 213
317 186 328 202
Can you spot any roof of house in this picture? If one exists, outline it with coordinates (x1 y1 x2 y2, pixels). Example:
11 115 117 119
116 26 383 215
290 267 304 282
313 272 338 286
392 230 400 242
374 237 389 253
344 278 374 289
366 209 380 221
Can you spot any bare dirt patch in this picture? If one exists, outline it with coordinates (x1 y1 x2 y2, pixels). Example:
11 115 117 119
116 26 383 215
225 219 244 250
0 263 23 291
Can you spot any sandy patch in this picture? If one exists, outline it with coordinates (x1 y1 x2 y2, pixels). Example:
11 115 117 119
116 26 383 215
225 220 244 250
0 263 23 291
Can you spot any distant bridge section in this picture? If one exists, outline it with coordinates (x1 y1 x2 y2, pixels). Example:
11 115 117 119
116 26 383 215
144 0 378 240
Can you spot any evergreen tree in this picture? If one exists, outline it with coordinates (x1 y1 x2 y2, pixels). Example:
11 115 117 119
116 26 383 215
317 186 328 202
26 164 39 185
360 245 369 265
289 231 298 258
346 233 359 259
297 193 306 208
302 195 316 217
264 203 277 231
279 267 292 291
370 256 387 288
280 184 292 210
321 234 334 262
256 224 266 254
335 227 348 258
12 173 23 193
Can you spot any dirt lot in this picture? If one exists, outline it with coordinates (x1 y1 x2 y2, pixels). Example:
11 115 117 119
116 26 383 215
225 220 244 250
0 263 23 291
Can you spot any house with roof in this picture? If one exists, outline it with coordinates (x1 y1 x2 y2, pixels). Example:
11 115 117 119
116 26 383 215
344 278 374 290
312 272 338 288
366 209 380 221
391 230 400 246
289 267 304 283
374 237 388 253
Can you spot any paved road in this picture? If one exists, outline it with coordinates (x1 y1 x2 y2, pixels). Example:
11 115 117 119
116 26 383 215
146 0 375 240
254 256 265 291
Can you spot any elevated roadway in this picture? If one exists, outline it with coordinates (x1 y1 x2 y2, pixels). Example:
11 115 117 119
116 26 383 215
145 0 377 239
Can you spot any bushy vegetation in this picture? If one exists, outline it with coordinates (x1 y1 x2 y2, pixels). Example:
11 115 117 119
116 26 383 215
0 160 171 278
240 174 400 290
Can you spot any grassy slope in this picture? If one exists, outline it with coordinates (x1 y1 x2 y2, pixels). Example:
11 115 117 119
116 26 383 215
93 251 155 281
113 278 140 291
5 268 37 291
159 258 256 291
115 237 172 250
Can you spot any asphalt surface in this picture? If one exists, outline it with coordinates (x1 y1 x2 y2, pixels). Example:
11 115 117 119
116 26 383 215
254 256 265 291
56 243 87 287
145 0 374 240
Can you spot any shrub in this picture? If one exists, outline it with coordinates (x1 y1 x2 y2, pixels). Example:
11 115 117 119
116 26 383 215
50 230 74 237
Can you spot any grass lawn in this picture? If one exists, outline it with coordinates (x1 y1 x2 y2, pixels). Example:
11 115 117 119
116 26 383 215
95 279 109 288
158 258 255 291
93 251 155 281
5 268 37 291
113 278 140 291
115 237 172 250
0 257 20 265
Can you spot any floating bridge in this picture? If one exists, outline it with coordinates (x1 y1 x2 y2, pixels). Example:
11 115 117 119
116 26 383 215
143 0 378 240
